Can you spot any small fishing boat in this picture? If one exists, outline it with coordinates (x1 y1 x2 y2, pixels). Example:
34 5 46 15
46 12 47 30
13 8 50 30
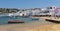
32 18 39 20
45 18 60 23
8 20 24 24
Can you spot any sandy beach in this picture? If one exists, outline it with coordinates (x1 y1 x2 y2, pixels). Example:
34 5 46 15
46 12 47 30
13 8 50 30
27 24 60 31
0 17 59 31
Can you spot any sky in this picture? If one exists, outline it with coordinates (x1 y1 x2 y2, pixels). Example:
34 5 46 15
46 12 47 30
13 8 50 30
0 0 60 9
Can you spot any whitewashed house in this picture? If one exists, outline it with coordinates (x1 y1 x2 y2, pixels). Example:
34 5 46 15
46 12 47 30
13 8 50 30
40 6 56 15
46 6 56 15
31 8 41 15
8 7 56 17
16 10 31 16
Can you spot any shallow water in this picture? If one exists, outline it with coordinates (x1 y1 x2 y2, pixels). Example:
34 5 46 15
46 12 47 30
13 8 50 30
0 16 39 25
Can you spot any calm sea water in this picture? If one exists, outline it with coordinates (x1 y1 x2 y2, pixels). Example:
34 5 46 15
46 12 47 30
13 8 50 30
0 16 38 25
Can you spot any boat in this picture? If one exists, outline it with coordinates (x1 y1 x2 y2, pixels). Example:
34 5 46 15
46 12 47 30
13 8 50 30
32 18 39 20
45 18 60 23
8 20 24 24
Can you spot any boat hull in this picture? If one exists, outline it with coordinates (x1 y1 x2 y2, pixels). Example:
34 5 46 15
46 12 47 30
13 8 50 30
45 19 60 23
8 22 24 24
8 20 24 24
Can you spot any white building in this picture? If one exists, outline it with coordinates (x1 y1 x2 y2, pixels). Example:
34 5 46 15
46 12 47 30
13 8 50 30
40 6 56 15
46 6 56 15
8 6 56 16
32 10 40 15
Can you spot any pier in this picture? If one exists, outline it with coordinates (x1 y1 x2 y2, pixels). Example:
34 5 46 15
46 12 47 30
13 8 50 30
40 17 60 23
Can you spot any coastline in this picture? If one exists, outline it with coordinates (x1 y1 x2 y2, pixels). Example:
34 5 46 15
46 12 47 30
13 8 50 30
0 17 59 31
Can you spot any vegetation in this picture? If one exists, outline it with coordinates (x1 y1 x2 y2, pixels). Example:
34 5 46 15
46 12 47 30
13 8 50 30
0 8 20 13
0 8 41 13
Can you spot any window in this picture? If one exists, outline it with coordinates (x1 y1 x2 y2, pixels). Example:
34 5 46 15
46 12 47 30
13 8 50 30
50 7 52 9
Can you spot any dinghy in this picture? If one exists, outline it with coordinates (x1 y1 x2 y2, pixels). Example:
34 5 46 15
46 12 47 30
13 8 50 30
8 20 24 24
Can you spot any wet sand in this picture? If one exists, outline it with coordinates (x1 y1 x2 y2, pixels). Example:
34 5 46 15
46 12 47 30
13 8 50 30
0 17 58 31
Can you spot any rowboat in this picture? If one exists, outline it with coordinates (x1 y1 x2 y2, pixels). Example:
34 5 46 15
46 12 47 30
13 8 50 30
8 20 24 24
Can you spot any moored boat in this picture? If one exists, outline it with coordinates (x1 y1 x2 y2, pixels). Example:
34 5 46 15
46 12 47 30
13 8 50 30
8 20 24 24
45 19 60 23
32 18 39 20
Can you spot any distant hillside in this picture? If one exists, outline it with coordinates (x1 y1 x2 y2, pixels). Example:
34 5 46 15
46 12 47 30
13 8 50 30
0 8 41 13
0 8 20 13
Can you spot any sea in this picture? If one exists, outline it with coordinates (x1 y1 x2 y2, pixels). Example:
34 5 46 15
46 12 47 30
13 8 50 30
0 16 38 25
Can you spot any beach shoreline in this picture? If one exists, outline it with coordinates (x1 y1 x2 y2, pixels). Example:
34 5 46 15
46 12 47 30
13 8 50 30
0 17 59 31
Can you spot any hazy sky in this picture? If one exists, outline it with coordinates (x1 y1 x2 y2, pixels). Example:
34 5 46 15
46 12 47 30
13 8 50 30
0 0 60 9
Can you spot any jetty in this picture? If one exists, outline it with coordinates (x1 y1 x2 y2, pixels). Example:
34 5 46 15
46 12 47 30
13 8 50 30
40 17 60 23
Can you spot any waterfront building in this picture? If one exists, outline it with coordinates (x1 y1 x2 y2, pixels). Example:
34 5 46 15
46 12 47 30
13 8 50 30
54 7 60 16
6 6 57 17
46 6 56 15
40 6 56 15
